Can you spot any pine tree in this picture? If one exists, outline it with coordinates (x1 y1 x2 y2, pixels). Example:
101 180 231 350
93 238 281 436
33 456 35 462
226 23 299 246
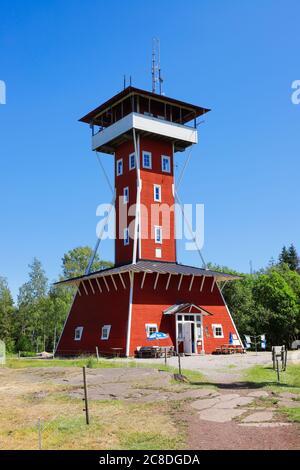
287 244 299 272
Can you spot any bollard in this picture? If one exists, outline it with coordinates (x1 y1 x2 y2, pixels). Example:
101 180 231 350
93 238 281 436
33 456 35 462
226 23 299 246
276 359 280 383
164 347 167 366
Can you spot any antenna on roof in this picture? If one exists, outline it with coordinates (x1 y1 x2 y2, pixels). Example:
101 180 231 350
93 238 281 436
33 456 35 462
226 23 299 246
123 75 126 89
152 37 163 95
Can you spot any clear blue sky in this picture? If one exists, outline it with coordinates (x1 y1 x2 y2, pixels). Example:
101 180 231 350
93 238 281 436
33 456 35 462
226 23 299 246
1 0 299 300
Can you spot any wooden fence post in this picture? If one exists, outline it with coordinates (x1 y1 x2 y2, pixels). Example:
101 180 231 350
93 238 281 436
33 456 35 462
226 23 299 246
82 366 90 425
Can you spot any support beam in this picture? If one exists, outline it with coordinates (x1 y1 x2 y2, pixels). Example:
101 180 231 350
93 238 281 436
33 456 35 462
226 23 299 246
95 277 102 293
141 271 147 289
154 272 160 290
88 279 95 294
211 277 216 292
77 284 82 296
188 275 194 292
220 280 228 293
82 281 89 296
119 273 126 289
178 274 183 291
166 273 172 290
110 275 118 291
103 276 110 292
200 276 205 292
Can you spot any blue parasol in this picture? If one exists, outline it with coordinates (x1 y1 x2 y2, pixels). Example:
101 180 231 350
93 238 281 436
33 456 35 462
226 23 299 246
148 332 169 340
229 332 233 345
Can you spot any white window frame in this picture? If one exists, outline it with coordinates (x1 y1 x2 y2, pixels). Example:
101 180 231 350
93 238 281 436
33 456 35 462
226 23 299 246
153 184 161 202
161 155 171 173
123 186 129 204
74 326 83 341
154 225 162 244
142 151 152 169
146 323 158 337
101 325 111 340
212 324 224 338
155 248 162 258
129 152 136 170
124 227 129 246
116 158 123 176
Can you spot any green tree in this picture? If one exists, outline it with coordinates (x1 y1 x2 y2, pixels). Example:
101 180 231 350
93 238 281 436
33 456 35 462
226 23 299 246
252 270 298 345
61 246 113 279
15 258 49 352
0 277 15 350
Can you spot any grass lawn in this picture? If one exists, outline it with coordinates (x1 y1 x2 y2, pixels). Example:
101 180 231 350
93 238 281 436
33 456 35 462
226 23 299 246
244 363 300 424
244 363 300 394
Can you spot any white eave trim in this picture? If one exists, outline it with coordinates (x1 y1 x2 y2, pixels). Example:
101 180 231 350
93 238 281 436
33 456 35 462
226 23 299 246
92 112 198 151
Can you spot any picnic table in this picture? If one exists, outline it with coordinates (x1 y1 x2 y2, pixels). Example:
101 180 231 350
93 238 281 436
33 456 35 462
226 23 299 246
215 344 245 354
111 348 123 357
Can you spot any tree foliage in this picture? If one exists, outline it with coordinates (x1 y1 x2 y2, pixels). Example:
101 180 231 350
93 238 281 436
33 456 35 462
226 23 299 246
61 246 113 279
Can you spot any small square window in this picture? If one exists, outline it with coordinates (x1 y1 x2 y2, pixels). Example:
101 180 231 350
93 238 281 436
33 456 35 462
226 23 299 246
177 315 182 321
146 323 158 337
101 325 111 340
124 227 129 246
155 248 162 258
161 155 171 173
153 184 161 202
129 153 136 170
212 324 224 338
74 327 83 341
154 226 162 244
116 158 123 176
142 151 152 169
123 187 129 204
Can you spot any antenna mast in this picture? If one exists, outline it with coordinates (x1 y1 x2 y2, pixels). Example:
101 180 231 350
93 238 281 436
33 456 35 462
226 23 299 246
152 37 163 94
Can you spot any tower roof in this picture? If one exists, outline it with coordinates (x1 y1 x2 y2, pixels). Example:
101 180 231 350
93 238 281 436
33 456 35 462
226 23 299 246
79 86 210 127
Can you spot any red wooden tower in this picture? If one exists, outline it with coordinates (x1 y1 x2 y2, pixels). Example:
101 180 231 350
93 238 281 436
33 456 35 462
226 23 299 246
56 85 242 356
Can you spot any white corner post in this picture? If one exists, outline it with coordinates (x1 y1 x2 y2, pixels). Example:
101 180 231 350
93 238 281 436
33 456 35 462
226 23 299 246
132 129 141 264
125 272 134 357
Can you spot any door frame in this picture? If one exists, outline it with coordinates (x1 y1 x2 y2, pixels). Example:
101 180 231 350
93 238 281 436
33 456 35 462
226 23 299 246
175 313 205 355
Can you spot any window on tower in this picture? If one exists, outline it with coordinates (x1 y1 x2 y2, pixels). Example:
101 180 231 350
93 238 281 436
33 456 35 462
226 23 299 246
154 226 162 244
161 155 171 173
116 158 123 176
123 187 129 204
153 184 161 202
142 151 152 169
124 227 129 246
129 152 136 170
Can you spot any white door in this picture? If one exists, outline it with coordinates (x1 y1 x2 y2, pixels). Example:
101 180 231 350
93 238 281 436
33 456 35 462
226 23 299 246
183 323 192 354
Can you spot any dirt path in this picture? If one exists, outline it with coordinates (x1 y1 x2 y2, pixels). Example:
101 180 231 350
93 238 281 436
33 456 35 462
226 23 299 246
1 365 299 450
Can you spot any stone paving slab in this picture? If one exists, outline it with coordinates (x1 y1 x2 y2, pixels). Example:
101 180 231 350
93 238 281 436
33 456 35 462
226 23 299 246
213 396 255 409
198 408 246 423
242 411 274 423
247 390 269 398
239 422 292 428
191 398 219 410
278 392 299 399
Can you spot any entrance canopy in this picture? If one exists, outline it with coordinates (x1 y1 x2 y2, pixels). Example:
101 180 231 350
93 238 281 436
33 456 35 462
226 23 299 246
163 303 213 316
